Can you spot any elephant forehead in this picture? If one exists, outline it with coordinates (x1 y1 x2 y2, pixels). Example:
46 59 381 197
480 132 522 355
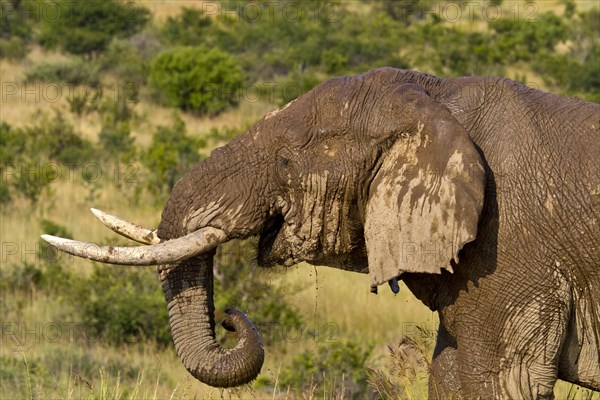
264 99 297 120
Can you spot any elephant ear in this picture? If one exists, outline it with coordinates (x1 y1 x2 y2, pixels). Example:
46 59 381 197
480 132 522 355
364 84 486 287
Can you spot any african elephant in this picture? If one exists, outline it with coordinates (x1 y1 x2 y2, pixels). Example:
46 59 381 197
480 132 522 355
43 68 599 399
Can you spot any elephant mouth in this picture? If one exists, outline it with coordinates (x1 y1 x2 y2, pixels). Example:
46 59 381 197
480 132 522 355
257 213 286 266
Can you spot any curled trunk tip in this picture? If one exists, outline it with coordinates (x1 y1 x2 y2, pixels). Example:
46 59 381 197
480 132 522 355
162 254 264 387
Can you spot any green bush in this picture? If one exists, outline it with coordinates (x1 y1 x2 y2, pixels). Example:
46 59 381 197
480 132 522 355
0 36 29 59
24 111 95 166
0 220 72 297
141 114 204 200
97 85 138 160
38 0 150 57
0 0 33 59
0 183 10 206
160 7 212 46
279 340 374 399
0 263 44 295
0 121 25 166
3 217 171 347
148 46 245 115
279 71 323 104
24 58 101 86
77 266 171 347
490 12 568 63
98 122 135 160
1 113 95 204
100 33 162 85
374 0 436 23
527 8 599 102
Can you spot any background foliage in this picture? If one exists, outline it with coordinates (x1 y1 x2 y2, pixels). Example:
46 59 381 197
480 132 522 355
1 0 598 398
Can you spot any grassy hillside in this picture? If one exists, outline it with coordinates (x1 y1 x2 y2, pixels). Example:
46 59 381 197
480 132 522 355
1 1 598 399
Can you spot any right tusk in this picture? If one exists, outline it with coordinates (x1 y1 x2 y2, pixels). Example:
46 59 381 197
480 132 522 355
91 208 161 244
41 227 228 265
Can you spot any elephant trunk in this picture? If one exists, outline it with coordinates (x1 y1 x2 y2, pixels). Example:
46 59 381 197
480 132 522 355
159 251 264 387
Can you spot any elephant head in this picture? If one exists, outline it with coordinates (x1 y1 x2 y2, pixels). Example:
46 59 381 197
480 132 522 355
42 68 486 387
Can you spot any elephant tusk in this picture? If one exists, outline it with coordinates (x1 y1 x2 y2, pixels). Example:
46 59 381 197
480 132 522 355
90 208 161 244
41 227 228 265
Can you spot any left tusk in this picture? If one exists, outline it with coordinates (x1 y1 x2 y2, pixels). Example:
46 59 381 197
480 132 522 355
41 226 228 265
90 208 160 244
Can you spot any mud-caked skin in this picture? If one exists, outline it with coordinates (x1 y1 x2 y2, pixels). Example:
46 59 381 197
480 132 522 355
156 68 599 397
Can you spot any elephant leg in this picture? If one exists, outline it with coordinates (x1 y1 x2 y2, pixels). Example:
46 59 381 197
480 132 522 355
429 322 462 399
494 275 572 399
455 294 571 399
453 335 562 400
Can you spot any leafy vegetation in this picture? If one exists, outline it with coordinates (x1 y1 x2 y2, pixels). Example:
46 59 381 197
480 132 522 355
148 0 597 102
279 340 375 399
24 57 101 85
37 0 150 58
99 32 162 85
0 114 95 204
148 46 245 115
141 114 204 200
0 0 34 59
97 85 138 161
1 1 599 398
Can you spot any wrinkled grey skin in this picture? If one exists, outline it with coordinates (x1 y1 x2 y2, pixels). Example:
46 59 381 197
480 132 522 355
158 68 599 398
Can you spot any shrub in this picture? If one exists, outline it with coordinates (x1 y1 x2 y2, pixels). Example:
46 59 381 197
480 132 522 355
3 216 171 347
97 85 138 160
0 220 72 295
0 36 29 59
0 121 25 166
141 114 204 199
24 58 101 86
374 0 436 24
0 183 10 206
0 0 33 59
38 0 150 58
10 160 56 204
322 49 349 74
279 71 322 105
100 32 162 85
0 263 44 295
67 94 91 116
279 340 374 399
160 7 212 46
98 123 135 160
77 266 171 347
148 46 245 115
490 12 568 63
24 111 95 166
1 113 96 204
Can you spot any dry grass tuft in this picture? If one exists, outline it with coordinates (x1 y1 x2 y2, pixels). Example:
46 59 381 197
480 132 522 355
368 333 432 400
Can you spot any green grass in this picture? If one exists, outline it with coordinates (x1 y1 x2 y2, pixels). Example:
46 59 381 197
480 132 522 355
1 1 599 398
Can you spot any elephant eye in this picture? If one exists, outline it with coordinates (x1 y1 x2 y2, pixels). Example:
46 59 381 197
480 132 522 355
278 155 289 168
276 154 294 185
